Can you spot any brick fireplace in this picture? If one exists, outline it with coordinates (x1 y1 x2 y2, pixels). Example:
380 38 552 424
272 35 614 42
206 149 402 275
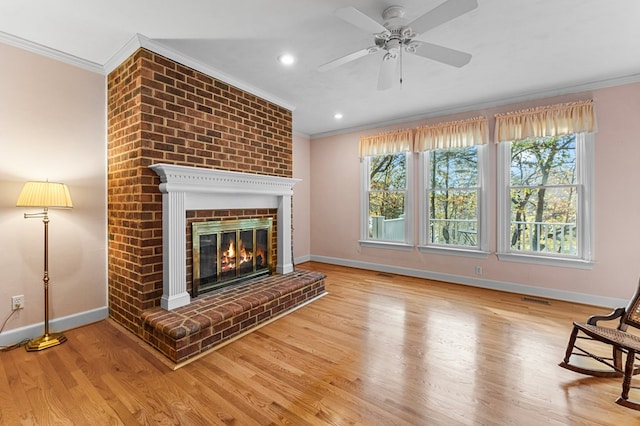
107 47 325 363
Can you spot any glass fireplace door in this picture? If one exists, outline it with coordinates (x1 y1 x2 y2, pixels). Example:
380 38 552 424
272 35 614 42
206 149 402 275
192 218 273 296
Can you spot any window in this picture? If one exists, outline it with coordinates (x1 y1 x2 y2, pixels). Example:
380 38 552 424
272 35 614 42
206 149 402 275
415 116 489 255
421 145 485 250
498 133 593 264
495 100 596 267
361 152 412 245
359 129 413 247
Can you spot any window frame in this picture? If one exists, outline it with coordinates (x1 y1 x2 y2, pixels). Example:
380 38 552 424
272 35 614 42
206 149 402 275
418 145 489 258
359 151 413 250
497 132 595 268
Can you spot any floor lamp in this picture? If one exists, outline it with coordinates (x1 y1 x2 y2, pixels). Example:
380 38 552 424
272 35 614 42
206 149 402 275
16 180 73 351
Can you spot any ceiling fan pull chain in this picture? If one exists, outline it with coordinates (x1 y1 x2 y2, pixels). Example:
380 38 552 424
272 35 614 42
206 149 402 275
400 44 403 88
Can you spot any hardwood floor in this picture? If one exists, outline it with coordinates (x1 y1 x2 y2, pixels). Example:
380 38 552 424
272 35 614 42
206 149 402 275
1 262 638 425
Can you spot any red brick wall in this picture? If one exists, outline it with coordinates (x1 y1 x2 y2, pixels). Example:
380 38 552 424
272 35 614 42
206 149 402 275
107 48 293 335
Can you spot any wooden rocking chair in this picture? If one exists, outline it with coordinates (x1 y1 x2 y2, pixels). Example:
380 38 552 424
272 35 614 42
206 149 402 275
559 279 640 410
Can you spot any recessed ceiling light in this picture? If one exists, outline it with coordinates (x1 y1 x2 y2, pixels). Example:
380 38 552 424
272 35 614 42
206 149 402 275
334 113 343 120
278 54 295 66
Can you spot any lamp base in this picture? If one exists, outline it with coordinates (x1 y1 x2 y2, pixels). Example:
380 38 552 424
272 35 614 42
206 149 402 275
25 332 67 352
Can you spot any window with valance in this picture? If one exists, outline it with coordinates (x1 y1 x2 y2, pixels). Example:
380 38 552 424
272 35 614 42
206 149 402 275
495 100 596 266
359 129 413 247
415 117 489 253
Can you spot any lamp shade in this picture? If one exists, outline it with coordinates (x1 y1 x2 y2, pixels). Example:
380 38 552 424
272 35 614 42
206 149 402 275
16 181 73 208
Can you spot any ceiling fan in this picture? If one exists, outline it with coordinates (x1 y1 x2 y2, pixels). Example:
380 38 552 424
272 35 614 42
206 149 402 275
318 0 478 90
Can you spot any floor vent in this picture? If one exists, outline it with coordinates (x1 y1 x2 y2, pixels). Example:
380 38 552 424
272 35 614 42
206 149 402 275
522 296 551 305
376 273 394 278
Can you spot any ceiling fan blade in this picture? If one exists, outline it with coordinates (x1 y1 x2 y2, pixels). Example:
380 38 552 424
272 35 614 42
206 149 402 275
409 0 478 35
409 42 472 67
335 6 389 35
318 46 380 72
377 52 400 91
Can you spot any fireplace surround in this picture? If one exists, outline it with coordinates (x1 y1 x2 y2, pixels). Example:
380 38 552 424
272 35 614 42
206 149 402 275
150 163 299 310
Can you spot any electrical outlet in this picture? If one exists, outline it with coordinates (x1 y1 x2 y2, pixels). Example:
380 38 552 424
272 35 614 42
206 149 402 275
475 265 482 275
11 295 24 310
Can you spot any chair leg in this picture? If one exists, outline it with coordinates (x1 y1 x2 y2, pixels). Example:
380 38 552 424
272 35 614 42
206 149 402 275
622 350 634 400
616 350 640 410
562 326 580 364
614 346 623 372
559 326 624 377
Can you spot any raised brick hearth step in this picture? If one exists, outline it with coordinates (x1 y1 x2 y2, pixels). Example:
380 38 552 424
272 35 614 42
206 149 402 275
140 270 326 364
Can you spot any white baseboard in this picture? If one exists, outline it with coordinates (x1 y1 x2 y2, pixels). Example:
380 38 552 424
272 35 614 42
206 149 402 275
294 254 311 265
309 255 627 309
0 306 109 347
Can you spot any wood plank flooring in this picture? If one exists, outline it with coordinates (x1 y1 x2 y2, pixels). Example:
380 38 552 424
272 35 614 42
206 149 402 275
1 262 638 425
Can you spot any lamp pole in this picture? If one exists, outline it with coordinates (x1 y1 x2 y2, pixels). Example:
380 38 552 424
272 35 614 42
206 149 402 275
24 208 67 351
42 208 50 337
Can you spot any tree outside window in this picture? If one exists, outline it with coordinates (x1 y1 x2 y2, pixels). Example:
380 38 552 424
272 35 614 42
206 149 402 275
366 153 407 242
426 146 479 248
508 134 579 255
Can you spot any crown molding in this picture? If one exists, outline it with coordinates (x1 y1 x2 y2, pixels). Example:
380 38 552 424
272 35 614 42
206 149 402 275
0 30 296 112
309 72 640 139
105 34 296 112
0 30 104 74
102 33 143 75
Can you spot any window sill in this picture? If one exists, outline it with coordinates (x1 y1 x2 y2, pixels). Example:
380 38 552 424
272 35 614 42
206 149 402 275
497 252 595 269
359 240 414 251
418 245 490 259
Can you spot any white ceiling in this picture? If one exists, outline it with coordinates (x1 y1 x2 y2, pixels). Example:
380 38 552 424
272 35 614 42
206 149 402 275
1 0 639 137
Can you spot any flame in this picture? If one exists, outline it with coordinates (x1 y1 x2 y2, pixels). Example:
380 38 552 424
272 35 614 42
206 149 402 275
226 240 235 258
221 240 236 271
240 248 252 264
221 238 266 272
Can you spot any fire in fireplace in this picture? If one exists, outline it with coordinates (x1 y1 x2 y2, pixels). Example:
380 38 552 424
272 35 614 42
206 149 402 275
192 218 273 296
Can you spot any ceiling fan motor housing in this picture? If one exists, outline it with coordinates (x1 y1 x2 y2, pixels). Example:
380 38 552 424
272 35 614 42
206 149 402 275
382 5 406 24
378 6 418 52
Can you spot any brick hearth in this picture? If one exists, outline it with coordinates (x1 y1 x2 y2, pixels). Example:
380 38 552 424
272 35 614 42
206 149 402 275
141 270 326 364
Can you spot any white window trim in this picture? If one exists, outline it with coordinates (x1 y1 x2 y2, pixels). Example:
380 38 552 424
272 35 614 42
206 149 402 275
496 132 595 268
360 152 413 248
418 146 489 257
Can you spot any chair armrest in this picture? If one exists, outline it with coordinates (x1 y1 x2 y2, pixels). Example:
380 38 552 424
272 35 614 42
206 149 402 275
586 307 626 325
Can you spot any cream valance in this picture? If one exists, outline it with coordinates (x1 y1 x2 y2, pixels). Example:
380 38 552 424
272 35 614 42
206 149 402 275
494 100 596 143
359 129 413 157
414 116 488 152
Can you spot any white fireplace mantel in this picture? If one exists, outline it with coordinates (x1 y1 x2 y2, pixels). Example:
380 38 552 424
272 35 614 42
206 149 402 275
150 163 300 310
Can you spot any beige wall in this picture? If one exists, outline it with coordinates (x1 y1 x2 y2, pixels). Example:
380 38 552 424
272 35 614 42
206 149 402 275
310 82 640 306
293 133 311 263
0 42 107 345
